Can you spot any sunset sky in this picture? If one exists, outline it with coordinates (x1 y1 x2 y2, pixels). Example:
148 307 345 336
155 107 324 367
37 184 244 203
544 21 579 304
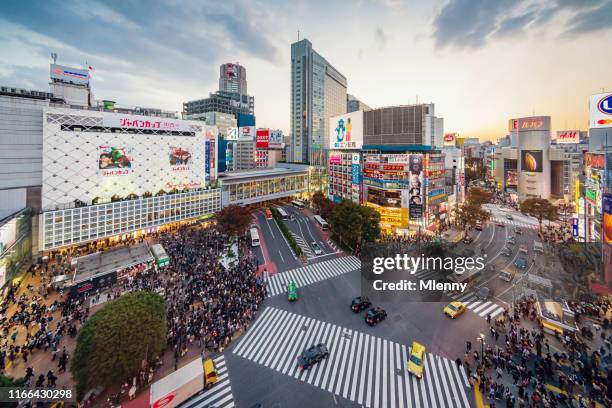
1 0 611 141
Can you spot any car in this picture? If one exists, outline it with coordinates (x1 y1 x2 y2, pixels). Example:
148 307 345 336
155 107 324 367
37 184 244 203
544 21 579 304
505 214 514 220
443 301 466 319
297 343 329 370
351 296 371 313
498 271 513 282
311 241 323 255
287 281 298 301
514 257 527 270
496 222 505 228
514 227 522 234
476 286 492 300
507 236 516 245
501 247 512 257
407 341 426 379
518 245 528 254
474 224 483 231
365 307 387 326
462 236 474 244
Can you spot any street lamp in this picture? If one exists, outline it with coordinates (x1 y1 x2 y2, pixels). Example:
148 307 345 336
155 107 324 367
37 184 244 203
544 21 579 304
478 332 486 360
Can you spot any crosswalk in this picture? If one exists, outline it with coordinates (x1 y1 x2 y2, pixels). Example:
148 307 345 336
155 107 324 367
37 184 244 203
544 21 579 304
179 355 235 408
444 289 506 320
291 231 314 257
232 307 473 408
266 256 361 297
490 217 538 230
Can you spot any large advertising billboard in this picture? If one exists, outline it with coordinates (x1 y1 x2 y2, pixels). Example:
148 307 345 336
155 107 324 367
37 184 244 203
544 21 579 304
520 150 543 172
505 170 518 188
0 218 17 254
269 130 284 149
42 110 211 207
227 126 255 141
603 194 612 245
590 93 612 129
256 129 269 148
329 111 364 150
102 114 196 133
585 153 605 170
408 154 424 219
556 131 580 144
50 64 89 86
443 133 456 147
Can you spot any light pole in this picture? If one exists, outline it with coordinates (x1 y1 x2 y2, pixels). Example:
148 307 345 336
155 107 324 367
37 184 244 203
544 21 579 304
478 332 485 362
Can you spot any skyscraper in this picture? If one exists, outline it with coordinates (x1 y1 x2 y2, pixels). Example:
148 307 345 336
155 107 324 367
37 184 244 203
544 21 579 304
290 39 347 191
219 63 247 95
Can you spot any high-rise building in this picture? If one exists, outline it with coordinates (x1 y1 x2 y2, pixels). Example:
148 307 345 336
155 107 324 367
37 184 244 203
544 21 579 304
347 94 371 113
290 39 347 185
363 104 439 146
219 63 247 95
183 91 254 119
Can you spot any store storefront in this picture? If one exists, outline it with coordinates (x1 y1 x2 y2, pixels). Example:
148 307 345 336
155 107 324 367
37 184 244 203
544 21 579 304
0 208 33 289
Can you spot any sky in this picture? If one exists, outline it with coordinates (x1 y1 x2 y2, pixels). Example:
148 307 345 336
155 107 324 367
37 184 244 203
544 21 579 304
0 0 611 141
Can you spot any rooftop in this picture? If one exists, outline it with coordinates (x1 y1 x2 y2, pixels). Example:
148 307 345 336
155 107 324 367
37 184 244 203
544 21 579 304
219 165 309 182
72 243 153 284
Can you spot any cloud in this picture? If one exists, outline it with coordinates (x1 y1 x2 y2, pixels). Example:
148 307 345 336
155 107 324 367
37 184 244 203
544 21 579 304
375 27 387 50
432 0 612 49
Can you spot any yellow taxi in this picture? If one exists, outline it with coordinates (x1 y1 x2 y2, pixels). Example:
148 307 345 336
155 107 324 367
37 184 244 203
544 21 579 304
407 341 426 379
443 301 467 319
203 358 219 388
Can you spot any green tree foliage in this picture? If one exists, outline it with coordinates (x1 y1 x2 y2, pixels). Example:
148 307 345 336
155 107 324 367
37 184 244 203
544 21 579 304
329 200 381 249
519 198 558 233
71 292 166 399
466 186 493 206
453 202 491 236
311 190 335 220
271 208 303 258
0 374 25 387
215 204 253 237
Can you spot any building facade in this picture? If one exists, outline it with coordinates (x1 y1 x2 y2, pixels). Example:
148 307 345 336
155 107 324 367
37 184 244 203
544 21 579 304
347 94 371 113
183 91 254 118
219 63 247 95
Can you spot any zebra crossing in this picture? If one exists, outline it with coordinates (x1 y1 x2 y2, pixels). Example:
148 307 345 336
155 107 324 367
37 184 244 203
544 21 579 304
491 217 538 230
326 238 340 252
232 307 473 408
444 289 506 320
266 256 361 297
290 231 314 257
180 356 235 408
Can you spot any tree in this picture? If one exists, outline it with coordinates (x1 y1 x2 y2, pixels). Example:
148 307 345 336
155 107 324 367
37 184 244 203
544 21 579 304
0 374 25 387
311 190 335 220
329 200 380 249
453 202 491 236
71 292 166 399
311 191 326 211
215 204 253 237
467 187 493 206
520 198 558 233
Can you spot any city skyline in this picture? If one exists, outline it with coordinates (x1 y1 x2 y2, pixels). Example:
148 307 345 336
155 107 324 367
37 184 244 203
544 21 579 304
0 0 611 140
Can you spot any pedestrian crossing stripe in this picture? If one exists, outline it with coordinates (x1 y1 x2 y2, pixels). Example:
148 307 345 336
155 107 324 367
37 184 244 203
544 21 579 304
290 232 314 257
180 355 235 408
233 307 472 408
266 256 361 297
491 217 538 230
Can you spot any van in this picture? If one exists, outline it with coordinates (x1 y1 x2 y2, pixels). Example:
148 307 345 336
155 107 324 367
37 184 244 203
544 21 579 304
533 241 544 254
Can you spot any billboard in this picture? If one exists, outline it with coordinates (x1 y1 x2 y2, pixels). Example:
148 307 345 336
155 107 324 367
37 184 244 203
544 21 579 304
329 111 364 149
239 126 255 141
585 153 605 170
505 170 518 187
509 117 550 132
50 64 89 86
224 63 237 78
98 146 134 177
520 150 543 172
443 133 456 147
256 129 269 148
269 130 284 149
556 131 580 144
408 154 424 219
329 153 341 165
590 92 612 128
0 218 17 254
102 114 196 133
381 154 408 164
604 194 612 245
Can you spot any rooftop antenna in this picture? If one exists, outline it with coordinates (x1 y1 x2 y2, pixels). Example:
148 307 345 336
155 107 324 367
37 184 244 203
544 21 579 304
51 52 57 64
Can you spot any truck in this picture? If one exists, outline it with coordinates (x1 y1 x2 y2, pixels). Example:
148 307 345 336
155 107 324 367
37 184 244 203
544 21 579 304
149 357 218 408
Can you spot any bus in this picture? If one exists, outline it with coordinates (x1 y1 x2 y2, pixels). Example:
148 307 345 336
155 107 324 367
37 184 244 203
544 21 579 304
265 208 273 220
291 200 305 208
277 207 289 220
250 228 260 247
313 215 329 230
151 243 171 267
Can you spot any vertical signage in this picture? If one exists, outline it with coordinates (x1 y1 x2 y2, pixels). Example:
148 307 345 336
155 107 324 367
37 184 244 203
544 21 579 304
204 140 211 182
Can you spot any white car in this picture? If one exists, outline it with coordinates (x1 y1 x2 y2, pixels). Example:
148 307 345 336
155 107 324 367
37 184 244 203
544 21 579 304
311 241 323 255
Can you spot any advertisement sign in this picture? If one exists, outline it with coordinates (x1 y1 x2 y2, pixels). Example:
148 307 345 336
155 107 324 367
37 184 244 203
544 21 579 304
256 129 269 148
102 114 197 133
204 141 210 182
224 63 237 78
329 154 341 165
603 194 612 244
227 127 238 140
572 217 578 237
239 126 255 141
517 117 550 132
269 130 284 149
505 170 518 187
556 131 580 144
98 146 134 177
169 146 191 172
409 154 424 219
585 153 605 170
205 128 216 182
351 153 361 185
381 154 408 164
50 64 89 85
443 133 456 147
589 92 612 128
329 111 364 149
0 218 17 254
585 188 597 203
520 150 543 172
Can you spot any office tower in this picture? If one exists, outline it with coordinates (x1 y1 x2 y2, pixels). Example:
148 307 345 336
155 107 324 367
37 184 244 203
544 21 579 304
219 63 247 95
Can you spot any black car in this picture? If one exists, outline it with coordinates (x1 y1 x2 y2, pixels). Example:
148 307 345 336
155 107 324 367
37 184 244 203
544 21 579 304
297 343 329 370
462 236 474 244
351 296 371 313
365 307 387 326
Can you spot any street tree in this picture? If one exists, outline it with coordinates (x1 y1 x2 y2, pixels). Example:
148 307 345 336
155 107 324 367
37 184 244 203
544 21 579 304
467 187 493 206
215 204 253 237
453 202 491 236
520 198 558 233
71 291 166 399
329 200 380 249
311 190 335 220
